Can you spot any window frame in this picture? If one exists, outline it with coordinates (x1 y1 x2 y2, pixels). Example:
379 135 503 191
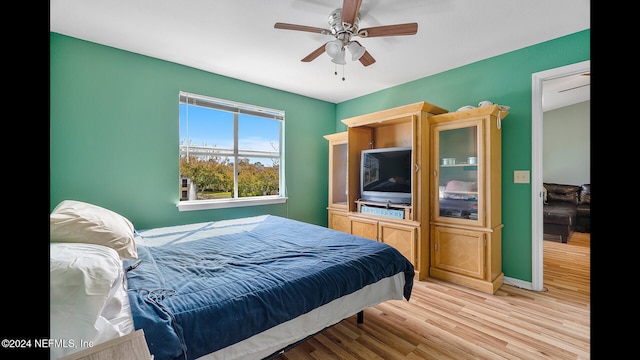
177 91 287 212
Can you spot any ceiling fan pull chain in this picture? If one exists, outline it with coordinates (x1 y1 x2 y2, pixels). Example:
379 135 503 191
333 63 346 81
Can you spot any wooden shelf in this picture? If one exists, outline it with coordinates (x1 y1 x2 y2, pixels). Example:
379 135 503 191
440 164 478 168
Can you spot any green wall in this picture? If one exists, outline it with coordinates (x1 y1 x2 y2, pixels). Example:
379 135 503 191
335 30 590 282
50 32 336 229
50 29 589 283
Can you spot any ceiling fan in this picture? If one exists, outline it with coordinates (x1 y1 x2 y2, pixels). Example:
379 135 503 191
274 0 418 67
558 73 590 93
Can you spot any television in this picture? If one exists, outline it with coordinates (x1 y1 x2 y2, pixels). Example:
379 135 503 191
360 146 412 204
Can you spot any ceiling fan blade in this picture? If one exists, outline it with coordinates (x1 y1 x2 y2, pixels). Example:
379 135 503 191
301 43 327 62
559 83 590 93
341 0 363 27
274 22 330 35
358 23 418 38
358 50 376 66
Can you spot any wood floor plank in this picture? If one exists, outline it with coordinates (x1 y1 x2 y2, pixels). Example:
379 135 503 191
274 232 590 359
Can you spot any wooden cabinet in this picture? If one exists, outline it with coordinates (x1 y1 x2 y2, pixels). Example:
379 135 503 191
324 103 508 292
324 102 447 280
431 226 488 279
350 214 420 275
378 220 420 270
350 215 379 240
428 105 508 294
328 208 351 233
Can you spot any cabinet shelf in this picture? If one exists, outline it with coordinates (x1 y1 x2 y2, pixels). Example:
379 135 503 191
440 164 478 168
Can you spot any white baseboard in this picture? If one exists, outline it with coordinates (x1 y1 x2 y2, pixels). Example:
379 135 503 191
503 276 534 291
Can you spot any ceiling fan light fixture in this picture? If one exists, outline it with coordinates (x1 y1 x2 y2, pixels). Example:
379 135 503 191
331 49 347 65
347 41 366 61
325 39 343 59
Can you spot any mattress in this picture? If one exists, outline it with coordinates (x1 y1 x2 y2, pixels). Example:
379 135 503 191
124 215 414 360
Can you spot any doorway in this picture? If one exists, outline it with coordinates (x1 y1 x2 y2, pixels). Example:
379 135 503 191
531 60 590 291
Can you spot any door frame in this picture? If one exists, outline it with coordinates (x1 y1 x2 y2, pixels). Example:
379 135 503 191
531 60 590 291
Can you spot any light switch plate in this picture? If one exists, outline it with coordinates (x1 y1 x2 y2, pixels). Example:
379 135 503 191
514 170 530 184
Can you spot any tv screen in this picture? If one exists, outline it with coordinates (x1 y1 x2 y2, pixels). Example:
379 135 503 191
360 146 412 204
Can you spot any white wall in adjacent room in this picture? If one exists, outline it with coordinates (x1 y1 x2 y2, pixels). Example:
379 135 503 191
543 101 590 185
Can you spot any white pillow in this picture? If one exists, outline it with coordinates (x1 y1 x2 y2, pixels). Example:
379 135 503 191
50 243 134 359
50 200 137 260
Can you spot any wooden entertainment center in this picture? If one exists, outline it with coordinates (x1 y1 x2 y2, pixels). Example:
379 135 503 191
324 101 509 293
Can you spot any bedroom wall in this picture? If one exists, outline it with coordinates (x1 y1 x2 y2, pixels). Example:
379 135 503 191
334 29 590 282
50 32 336 229
50 29 590 284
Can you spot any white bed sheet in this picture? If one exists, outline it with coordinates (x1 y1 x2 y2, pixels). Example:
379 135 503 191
50 243 135 360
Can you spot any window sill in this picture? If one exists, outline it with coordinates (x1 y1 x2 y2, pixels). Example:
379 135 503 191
177 196 287 212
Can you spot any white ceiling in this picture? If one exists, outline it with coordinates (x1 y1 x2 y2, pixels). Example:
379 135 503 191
50 0 590 107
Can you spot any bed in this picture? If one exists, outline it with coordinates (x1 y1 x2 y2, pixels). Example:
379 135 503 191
49 200 415 360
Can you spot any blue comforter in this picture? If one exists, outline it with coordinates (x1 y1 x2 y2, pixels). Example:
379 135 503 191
124 215 414 360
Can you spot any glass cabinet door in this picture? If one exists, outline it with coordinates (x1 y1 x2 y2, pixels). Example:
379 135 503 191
325 132 349 210
331 141 348 207
434 119 483 224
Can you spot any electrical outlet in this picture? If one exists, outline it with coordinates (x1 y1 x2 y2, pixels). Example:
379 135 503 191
514 170 530 184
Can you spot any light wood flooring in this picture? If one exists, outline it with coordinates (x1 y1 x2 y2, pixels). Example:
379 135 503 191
276 232 590 360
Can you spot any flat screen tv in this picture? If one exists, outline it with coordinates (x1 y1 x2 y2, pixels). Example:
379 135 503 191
360 146 412 204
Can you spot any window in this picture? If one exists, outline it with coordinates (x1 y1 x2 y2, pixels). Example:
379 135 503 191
177 91 286 211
